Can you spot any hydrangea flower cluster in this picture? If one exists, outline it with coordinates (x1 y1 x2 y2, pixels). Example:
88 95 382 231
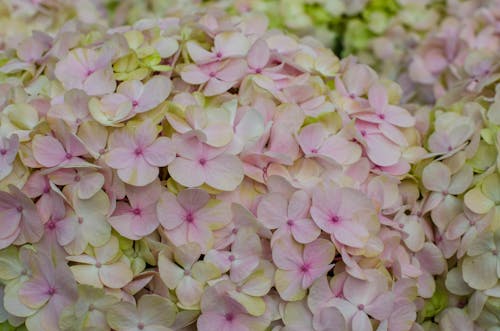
0 3 500 331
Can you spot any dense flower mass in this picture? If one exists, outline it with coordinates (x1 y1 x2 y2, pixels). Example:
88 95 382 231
0 1 500 331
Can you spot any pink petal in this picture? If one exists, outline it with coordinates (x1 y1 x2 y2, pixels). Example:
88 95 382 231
83 68 116 96
157 191 186 230
256 193 287 229
365 133 401 167
144 137 175 167
248 39 269 70
105 148 135 169
168 158 205 188
368 84 388 113
117 157 158 186
291 219 320 244
204 154 244 191
32 135 66 167
181 65 210 84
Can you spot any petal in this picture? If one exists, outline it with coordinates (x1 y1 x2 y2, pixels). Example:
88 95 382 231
215 32 250 58
136 76 172 113
157 191 185 230
256 193 287 229
158 252 185 289
138 294 177 326
303 239 335 268
291 219 320 244
275 269 306 301
168 158 205 188
32 135 66 167
99 262 133 289
247 39 269 70
117 158 159 186
422 162 451 192
70 265 102 288
352 311 372 331
144 137 175 167
105 147 135 169
462 253 498 290
180 64 210 84
204 155 244 191
365 133 401 167
177 276 204 308
106 301 139 330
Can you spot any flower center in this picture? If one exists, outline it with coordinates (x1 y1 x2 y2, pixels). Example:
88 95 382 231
134 148 143 156
0 149 6 155
138 322 145 330
492 249 498 256
43 186 50 193
184 269 190 276
357 304 365 311
255 68 262 74
378 113 385 120
311 148 318 154
74 175 81 182
132 208 142 216
16 206 23 213
78 217 84 224
228 255 235 262
47 287 56 295
95 262 102 268
209 72 216 78
65 153 73 160
132 100 139 107
300 263 310 273
185 212 194 223
329 215 340 223
216 52 222 58
225 313 234 322
47 221 56 230
198 158 207 166
286 219 294 226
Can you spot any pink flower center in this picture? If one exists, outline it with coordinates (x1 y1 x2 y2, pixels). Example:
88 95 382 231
0 149 6 155
329 215 340 223
184 270 190 276
199 158 207 166
209 72 216 78
74 175 81 182
47 287 56 295
95 262 102 268
134 148 143 156
216 52 223 58
300 263 310 273
255 68 262 74
231 228 238 235
311 148 318 154
286 219 294 226
132 100 139 107
228 255 235 262
357 304 365 311
225 313 234 322
65 153 73 160
47 221 56 230
349 93 356 99
185 212 194 223
378 114 385 120
16 206 23 213
85 69 95 77
43 186 50 193
492 249 498 256
75 118 82 125
360 130 367 137
138 323 145 330
78 217 84 224
132 208 142 216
